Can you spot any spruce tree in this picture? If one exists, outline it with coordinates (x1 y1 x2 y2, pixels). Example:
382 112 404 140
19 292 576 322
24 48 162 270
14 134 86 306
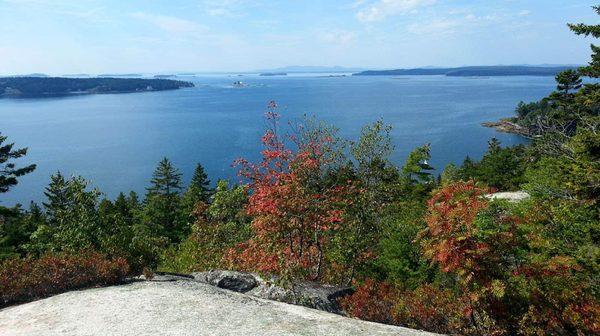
37 173 101 252
556 70 583 95
186 163 212 204
0 133 36 194
179 163 212 228
402 144 435 185
43 172 69 225
145 157 183 242
180 164 213 236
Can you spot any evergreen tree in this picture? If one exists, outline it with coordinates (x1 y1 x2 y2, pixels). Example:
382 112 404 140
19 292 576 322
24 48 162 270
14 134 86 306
0 133 36 194
179 163 212 231
569 6 600 78
402 144 435 185
556 70 583 95
113 192 130 218
487 138 502 154
459 156 478 179
34 174 101 252
42 172 69 225
145 157 184 243
186 163 212 204
0 203 42 258
128 191 141 213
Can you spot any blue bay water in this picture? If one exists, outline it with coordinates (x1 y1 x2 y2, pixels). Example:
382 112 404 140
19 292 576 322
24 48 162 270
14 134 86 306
0 74 554 206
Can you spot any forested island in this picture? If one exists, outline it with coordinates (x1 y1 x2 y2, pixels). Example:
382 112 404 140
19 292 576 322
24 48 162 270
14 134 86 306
354 65 578 77
0 77 194 98
259 72 288 76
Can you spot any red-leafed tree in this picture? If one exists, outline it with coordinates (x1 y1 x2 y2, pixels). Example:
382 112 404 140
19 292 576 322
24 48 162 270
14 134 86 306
226 101 354 281
419 181 599 335
420 181 493 284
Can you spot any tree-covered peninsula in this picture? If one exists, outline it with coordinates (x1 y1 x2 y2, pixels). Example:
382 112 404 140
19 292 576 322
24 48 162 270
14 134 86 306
0 77 194 98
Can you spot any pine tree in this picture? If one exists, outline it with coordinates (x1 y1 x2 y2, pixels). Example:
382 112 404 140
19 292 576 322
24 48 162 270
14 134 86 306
460 156 478 180
0 133 36 194
556 70 583 95
145 157 183 243
147 158 183 197
186 163 212 204
43 172 69 225
113 192 130 218
487 138 502 154
179 164 212 228
402 144 435 185
37 174 101 252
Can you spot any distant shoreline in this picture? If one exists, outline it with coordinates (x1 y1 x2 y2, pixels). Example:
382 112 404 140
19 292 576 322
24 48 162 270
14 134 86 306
353 65 578 77
0 77 194 98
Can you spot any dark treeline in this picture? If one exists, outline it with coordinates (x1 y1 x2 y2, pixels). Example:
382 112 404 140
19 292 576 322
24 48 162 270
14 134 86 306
0 77 194 97
1 7 600 336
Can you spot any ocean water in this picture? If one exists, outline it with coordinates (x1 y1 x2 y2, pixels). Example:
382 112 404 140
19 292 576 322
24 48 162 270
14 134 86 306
0 74 555 205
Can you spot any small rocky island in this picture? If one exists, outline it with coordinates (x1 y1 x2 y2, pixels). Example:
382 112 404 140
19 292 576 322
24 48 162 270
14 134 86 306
0 77 194 98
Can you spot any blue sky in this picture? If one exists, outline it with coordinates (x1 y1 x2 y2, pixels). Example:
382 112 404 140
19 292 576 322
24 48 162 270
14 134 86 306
0 0 598 74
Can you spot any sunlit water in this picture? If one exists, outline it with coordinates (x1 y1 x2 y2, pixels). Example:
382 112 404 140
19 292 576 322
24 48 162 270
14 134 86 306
0 74 555 205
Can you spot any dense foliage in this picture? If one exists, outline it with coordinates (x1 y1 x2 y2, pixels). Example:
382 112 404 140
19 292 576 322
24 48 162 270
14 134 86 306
0 251 129 307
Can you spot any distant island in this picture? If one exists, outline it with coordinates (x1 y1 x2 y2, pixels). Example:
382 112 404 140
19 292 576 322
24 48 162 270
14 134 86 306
259 72 288 76
98 74 143 78
0 77 194 98
258 66 365 73
354 65 578 77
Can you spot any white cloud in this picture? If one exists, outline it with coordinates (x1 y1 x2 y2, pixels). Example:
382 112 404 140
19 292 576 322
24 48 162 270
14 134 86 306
131 13 206 34
356 0 436 22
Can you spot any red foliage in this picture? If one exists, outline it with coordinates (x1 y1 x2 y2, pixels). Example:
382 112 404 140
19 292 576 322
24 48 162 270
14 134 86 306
518 283 600 336
0 251 129 307
227 102 354 280
395 284 502 335
341 280 503 335
421 181 493 283
420 181 599 335
339 279 400 325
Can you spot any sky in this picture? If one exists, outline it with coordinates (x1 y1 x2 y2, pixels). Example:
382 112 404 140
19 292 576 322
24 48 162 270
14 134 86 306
0 0 598 74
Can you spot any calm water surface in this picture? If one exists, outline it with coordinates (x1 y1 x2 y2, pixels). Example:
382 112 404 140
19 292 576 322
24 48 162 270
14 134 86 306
0 74 553 205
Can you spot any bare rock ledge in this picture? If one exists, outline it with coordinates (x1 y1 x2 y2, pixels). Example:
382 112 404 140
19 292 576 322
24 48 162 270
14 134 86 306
0 280 439 336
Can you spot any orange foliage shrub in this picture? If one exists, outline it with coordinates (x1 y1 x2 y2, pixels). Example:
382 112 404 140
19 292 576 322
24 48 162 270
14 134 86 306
395 285 503 336
227 101 355 280
0 251 129 307
339 278 400 325
341 281 502 335
420 180 492 281
417 181 599 335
